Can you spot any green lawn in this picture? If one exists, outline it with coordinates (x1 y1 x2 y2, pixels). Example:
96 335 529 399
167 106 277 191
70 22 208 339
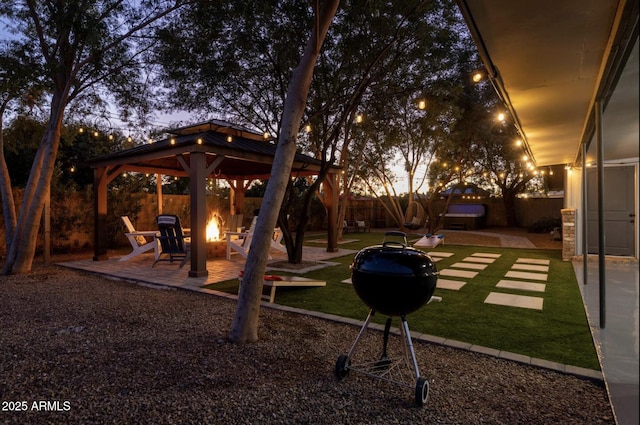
204 232 599 370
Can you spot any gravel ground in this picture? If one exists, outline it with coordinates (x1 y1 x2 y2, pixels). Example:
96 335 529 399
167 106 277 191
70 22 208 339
0 260 614 425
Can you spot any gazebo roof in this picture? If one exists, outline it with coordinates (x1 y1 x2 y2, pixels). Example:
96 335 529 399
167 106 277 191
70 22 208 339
89 120 334 180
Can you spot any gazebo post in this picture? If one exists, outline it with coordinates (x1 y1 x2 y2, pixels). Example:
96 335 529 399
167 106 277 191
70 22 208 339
93 166 109 261
188 151 208 278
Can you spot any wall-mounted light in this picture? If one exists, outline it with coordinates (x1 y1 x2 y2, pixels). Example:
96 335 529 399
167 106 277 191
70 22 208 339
197 138 203 145
170 138 176 145
226 136 233 143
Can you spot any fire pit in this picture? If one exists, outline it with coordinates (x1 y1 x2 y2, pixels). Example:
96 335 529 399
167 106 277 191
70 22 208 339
205 213 226 258
334 231 439 406
206 240 227 258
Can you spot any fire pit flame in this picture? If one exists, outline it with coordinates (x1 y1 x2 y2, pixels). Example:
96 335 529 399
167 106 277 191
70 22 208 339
206 213 223 242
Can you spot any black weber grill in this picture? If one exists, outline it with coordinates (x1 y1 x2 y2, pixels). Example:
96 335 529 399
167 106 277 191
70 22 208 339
335 231 439 406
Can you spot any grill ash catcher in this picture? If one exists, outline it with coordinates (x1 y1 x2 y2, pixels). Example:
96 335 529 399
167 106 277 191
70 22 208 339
334 231 440 406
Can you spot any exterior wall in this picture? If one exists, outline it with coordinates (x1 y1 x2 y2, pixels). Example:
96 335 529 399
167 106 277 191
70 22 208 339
564 167 583 254
564 162 639 259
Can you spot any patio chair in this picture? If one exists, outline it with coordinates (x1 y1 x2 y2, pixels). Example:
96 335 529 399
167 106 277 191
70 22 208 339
120 216 159 262
343 220 357 233
225 217 286 260
152 214 191 268
355 220 371 233
226 213 244 233
403 202 426 230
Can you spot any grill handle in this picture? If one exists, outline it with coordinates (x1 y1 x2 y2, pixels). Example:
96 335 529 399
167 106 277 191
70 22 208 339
382 231 407 248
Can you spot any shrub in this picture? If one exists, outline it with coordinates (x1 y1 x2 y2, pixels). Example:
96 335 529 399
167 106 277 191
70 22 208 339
529 216 561 233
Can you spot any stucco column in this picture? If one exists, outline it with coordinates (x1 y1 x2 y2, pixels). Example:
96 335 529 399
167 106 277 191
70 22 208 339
561 208 576 261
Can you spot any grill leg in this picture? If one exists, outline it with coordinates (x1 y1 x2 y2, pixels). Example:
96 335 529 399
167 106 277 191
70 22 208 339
400 315 421 379
347 309 375 358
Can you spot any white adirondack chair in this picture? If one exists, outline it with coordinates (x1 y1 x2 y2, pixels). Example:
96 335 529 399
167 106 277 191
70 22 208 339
225 217 286 259
120 216 159 261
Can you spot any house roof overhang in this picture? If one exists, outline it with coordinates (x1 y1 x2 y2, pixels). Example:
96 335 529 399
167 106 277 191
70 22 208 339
455 0 639 167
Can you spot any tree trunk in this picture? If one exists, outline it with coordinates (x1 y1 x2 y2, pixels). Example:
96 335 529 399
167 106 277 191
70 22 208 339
0 111 17 249
503 191 519 227
2 94 65 275
229 0 340 344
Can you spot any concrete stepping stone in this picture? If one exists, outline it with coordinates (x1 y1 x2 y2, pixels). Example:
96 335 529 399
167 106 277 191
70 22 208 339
484 292 544 310
462 256 495 264
505 270 548 281
471 253 501 258
437 279 467 290
496 279 546 292
511 263 549 272
516 258 550 265
451 262 487 270
440 269 478 279
427 251 454 257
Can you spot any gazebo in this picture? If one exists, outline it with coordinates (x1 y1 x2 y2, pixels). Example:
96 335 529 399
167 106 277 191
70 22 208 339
89 119 340 277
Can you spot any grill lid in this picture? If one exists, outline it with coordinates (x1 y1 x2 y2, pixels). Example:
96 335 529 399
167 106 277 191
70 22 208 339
350 231 438 316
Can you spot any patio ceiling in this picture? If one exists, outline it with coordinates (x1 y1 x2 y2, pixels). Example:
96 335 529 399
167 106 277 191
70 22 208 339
456 0 639 167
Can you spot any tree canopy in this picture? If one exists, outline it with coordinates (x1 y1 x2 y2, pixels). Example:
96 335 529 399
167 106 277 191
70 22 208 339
0 0 192 274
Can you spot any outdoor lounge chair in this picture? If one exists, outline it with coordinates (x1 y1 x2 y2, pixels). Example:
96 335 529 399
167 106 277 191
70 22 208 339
120 216 159 261
226 217 286 260
343 220 357 233
152 214 190 268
